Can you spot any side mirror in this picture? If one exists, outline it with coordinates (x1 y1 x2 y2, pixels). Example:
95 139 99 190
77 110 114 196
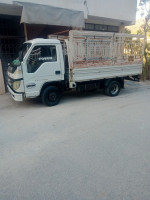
19 51 23 62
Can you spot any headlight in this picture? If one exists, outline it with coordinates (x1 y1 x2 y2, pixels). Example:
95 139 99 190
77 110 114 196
14 68 22 76
13 81 21 90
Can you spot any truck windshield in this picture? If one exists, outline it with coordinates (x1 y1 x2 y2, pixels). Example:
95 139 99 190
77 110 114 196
8 43 31 73
11 43 31 66
19 43 31 61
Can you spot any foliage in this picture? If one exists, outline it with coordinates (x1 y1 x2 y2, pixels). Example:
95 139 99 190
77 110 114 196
138 0 150 79
124 28 131 34
137 1 150 79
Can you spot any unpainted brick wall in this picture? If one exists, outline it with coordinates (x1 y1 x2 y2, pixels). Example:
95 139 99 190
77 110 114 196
0 59 5 94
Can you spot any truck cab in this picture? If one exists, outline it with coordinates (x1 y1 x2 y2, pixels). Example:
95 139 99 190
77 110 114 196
7 39 65 104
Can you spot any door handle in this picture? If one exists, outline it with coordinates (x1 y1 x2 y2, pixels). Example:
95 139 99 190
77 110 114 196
26 83 36 88
55 71 61 75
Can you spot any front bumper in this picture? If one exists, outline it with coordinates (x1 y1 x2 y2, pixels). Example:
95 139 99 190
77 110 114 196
7 85 23 102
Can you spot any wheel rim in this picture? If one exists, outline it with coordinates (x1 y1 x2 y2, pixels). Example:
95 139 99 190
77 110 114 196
49 92 57 102
110 84 119 95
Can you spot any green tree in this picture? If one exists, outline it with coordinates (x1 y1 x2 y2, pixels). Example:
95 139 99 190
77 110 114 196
124 28 131 34
138 0 150 79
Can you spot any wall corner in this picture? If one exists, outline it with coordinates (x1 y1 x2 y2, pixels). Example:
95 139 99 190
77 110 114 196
0 60 6 95
119 25 125 33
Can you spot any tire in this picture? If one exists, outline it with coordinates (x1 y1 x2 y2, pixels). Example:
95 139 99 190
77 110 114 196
105 81 121 97
42 86 61 106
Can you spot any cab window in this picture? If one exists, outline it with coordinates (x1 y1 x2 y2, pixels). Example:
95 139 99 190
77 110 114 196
27 45 57 73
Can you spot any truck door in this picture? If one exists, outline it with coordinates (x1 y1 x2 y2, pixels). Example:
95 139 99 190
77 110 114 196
23 44 63 98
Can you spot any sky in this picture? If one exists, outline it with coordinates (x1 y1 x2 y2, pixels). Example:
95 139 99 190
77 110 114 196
136 0 150 20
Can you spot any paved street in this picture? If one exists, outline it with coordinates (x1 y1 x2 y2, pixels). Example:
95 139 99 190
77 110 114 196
0 80 150 200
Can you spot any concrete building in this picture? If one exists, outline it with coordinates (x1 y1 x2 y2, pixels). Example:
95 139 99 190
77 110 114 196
0 0 137 93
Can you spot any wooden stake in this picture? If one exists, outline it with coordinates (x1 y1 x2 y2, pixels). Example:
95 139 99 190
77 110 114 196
24 23 28 41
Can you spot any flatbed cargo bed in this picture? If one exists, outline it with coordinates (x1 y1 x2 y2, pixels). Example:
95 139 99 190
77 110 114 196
66 31 144 84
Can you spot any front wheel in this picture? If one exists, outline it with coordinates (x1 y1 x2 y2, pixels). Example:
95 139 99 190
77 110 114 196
42 86 61 106
105 81 121 97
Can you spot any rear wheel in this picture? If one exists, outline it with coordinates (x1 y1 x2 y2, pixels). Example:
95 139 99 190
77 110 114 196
105 81 121 96
42 86 61 106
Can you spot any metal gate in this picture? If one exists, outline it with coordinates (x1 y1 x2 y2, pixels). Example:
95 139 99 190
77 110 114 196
0 15 25 90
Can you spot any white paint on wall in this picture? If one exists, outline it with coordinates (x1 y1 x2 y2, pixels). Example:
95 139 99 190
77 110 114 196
86 0 137 22
0 0 137 23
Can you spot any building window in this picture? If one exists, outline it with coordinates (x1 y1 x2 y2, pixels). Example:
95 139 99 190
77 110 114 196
85 23 119 33
95 24 107 31
107 25 118 32
85 23 95 30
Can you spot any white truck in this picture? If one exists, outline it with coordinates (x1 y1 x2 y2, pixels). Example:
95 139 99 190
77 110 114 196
7 30 144 106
